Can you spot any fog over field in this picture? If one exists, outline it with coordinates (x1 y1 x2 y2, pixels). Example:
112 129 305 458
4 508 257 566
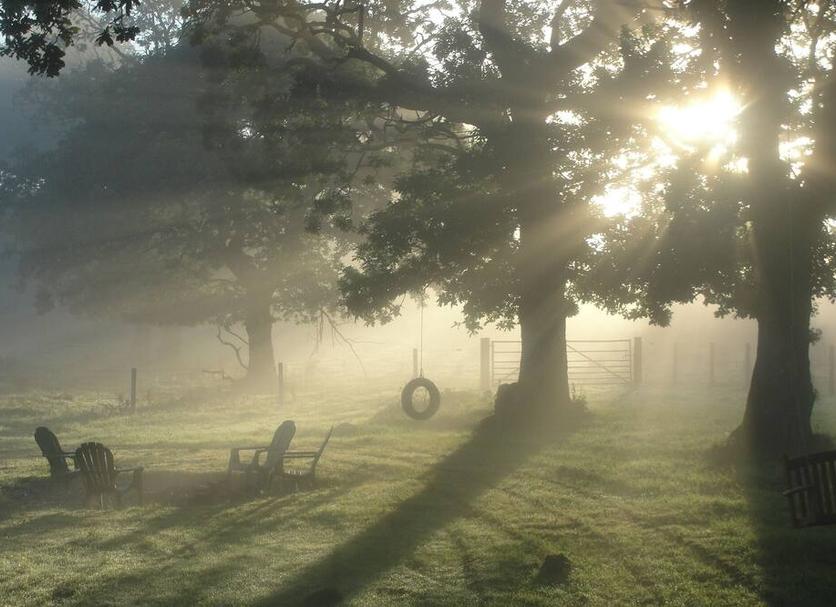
2 2 836 606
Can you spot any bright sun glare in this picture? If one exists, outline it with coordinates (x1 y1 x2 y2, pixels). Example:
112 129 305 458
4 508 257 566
656 90 742 150
594 90 743 218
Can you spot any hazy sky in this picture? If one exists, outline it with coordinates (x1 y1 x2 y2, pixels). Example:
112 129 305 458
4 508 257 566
0 59 37 160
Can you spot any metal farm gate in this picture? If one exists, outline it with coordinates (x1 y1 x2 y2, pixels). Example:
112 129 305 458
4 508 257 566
490 339 636 387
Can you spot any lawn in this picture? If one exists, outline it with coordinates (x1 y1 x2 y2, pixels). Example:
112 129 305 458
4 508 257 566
1 381 835 606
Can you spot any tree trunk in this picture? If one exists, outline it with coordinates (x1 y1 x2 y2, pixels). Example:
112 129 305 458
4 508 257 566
726 0 816 458
737 316 814 457
496 118 578 415
243 291 277 391
516 272 571 411
733 166 816 457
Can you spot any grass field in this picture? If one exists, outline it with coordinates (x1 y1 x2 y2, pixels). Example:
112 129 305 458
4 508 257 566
1 381 835 606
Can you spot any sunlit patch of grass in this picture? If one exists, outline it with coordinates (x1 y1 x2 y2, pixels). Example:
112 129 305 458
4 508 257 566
0 383 835 605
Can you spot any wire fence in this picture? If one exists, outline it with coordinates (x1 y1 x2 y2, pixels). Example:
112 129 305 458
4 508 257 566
2 336 834 398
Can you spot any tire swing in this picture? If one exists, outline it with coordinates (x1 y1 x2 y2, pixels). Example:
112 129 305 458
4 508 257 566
401 298 441 420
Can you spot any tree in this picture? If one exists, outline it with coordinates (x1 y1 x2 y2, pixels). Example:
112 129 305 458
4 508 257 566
689 0 836 457
590 1 836 457
191 0 667 415
2 0 669 414
2 36 383 389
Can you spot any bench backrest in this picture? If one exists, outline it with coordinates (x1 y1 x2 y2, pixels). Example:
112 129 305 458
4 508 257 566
785 450 836 526
34 426 70 477
264 421 296 470
75 442 118 493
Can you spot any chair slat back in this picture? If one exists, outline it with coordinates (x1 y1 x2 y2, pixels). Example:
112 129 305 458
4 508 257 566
311 426 334 467
34 426 69 476
264 421 296 470
75 442 118 493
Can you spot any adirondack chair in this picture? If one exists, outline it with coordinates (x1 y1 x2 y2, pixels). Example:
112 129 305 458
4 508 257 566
33 426 76 480
280 426 334 491
784 450 836 528
227 420 296 493
74 442 144 509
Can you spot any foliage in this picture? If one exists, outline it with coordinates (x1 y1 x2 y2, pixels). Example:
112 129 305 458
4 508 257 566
2 35 388 335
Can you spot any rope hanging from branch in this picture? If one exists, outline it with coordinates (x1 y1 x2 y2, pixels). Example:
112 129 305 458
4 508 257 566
401 291 441 420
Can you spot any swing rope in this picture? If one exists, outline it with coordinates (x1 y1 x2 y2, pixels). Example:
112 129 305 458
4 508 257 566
419 294 425 378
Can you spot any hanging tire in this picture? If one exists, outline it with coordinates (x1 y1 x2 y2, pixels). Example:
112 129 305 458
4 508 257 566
401 377 441 420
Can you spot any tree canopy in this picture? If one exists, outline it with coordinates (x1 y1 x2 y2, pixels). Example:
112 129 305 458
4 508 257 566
1 23 390 387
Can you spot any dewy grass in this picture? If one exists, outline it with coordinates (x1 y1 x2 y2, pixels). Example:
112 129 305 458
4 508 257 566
1 383 835 606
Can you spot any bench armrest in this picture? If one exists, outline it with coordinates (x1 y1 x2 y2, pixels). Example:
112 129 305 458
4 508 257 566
783 485 817 497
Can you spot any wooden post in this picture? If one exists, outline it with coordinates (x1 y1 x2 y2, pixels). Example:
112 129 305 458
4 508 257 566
632 337 642 385
413 348 419 378
480 338 491 392
709 343 715 386
130 368 137 412
277 362 285 406
672 342 678 384
744 342 751 387
829 345 835 396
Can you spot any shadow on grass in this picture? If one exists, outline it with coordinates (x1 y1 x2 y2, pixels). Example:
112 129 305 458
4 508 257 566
63 473 392 606
739 463 836 607
249 416 573 606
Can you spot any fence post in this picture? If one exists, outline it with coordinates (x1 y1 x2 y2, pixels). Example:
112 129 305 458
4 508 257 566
413 348 419 379
130 368 137 413
632 337 642 385
830 345 835 397
480 338 491 392
277 362 285 406
709 343 715 386
672 342 678 384
744 342 751 387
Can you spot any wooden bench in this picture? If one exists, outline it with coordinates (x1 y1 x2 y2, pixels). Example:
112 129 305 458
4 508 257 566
75 442 144 509
34 426 77 481
280 426 334 491
228 420 296 494
784 450 836 527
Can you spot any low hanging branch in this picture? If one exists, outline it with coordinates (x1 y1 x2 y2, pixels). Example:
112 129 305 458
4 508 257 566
318 308 368 377
216 324 249 370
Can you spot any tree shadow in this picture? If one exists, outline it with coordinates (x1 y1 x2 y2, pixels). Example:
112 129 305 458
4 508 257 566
45 469 392 606
0 474 86 520
249 416 574 606
739 463 836 606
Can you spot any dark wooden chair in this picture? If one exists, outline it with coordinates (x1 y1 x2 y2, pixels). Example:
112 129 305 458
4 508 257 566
784 450 836 527
34 426 76 480
228 420 296 494
280 426 334 491
74 442 144 509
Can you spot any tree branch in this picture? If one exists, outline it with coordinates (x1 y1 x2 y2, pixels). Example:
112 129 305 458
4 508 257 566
549 0 652 77
478 0 516 75
549 0 575 50
216 324 249 370
319 308 368 377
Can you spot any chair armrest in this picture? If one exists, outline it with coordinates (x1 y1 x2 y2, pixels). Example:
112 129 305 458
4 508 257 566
116 466 144 474
281 451 319 459
234 445 269 452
